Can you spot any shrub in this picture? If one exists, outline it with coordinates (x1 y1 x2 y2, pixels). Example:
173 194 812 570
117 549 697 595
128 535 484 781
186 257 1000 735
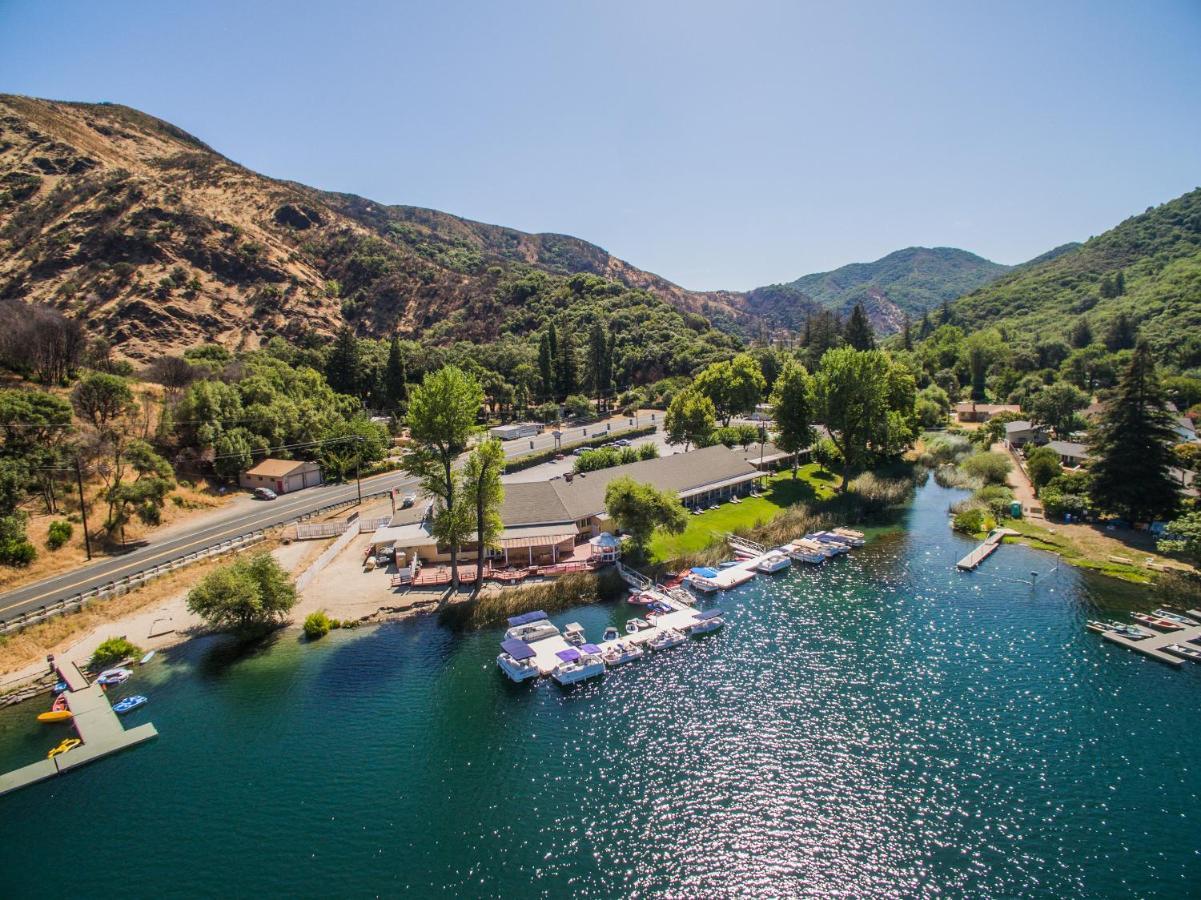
91 636 141 668
303 610 331 640
0 512 36 567
1025 446 1062 492
961 451 1012 485
975 484 1015 518
846 472 914 513
811 437 843 472
563 394 593 420
934 464 982 490
637 442 659 461
953 506 995 535
922 433 972 466
46 519 73 550
186 552 297 632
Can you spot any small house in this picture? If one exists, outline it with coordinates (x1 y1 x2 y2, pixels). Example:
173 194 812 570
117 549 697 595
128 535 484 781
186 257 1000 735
239 459 323 494
1004 420 1045 449
954 402 1021 423
1045 440 1090 468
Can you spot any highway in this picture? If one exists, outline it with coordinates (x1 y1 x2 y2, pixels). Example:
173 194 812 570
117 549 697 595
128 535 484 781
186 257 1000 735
0 413 659 625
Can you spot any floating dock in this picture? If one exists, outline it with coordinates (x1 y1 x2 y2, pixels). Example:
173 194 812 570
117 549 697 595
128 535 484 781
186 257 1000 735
0 662 157 797
1100 613 1201 668
956 528 1020 571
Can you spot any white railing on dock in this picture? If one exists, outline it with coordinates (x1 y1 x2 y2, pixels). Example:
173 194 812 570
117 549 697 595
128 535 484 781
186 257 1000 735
726 533 766 555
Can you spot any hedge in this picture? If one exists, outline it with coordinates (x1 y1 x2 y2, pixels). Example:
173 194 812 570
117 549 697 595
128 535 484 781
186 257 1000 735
503 425 657 473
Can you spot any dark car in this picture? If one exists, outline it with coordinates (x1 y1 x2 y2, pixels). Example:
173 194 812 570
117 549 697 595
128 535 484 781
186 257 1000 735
253 487 277 501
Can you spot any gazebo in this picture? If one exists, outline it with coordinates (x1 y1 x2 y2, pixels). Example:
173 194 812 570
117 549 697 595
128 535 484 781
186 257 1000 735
589 532 622 563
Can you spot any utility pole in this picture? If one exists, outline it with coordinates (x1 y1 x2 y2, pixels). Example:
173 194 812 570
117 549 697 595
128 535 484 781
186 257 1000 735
355 435 363 505
74 456 92 561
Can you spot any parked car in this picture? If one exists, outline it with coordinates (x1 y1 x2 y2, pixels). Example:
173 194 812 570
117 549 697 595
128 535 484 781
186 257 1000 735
615 439 631 447
253 487 277 500
571 448 587 456
401 492 416 508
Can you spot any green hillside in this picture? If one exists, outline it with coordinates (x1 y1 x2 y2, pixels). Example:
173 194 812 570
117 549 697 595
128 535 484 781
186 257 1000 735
952 188 1201 361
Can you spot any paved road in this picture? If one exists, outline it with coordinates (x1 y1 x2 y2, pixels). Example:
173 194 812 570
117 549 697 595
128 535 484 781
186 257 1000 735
0 413 660 624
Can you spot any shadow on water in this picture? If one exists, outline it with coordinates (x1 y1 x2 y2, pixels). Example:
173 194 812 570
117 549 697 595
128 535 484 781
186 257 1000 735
192 627 285 678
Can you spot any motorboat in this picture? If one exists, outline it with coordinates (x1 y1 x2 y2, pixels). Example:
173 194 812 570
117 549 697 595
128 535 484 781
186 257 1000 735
647 629 686 651
755 551 792 574
1152 608 1199 626
563 622 586 645
664 586 698 606
140 650 156 665
601 641 645 666
628 590 656 605
800 535 842 558
685 609 725 635
113 695 148 714
496 638 540 682
1164 643 1201 663
625 617 652 634
1111 623 1153 640
48 738 81 759
1131 612 1184 631
718 560 741 569
784 540 826 564
551 646 605 685
602 626 620 643
96 667 133 685
832 527 866 546
504 610 560 644
52 681 68 694
37 709 73 723
809 531 854 552
686 574 721 593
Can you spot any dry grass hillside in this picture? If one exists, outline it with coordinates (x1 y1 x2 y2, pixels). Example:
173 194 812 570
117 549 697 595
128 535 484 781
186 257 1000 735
0 95 748 359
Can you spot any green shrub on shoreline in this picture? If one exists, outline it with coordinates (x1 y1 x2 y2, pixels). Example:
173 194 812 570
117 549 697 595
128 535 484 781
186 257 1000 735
90 636 141 668
303 610 331 639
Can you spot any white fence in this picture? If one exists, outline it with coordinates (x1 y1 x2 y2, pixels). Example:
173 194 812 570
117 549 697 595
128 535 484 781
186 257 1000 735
295 515 391 540
295 521 362 593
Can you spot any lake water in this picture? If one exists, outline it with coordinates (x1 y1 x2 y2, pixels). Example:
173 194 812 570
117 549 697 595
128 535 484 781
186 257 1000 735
1 480 1198 897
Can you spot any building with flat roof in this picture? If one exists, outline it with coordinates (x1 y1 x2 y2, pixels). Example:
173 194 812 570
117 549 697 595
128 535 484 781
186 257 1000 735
954 402 1021 423
370 445 765 567
239 458 323 494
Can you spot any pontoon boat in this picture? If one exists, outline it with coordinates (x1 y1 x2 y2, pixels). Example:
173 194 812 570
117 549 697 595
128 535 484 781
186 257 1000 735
551 646 605 685
496 638 540 682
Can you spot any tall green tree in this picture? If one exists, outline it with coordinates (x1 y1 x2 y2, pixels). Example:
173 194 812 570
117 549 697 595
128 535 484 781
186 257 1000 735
1028 382 1088 437
664 387 716 450
963 330 1005 402
383 334 408 411
404 366 484 588
811 347 894 489
693 353 766 426
462 438 505 588
603 476 687 555
1069 317 1093 349
325 326 361 397
556 324 577 400
587 320 613 411
0 388 74 513
844 303 876 351
71 373 134 430
804 309 843 368
1088 342 1180 523
186 552 296 633
769 360 814 479
901 313 913 351
1103 312 1138 352
537 331 554 402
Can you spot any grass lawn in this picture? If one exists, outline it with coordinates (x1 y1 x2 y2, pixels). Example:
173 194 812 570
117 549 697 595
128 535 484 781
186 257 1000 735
648 463 837 563
1001 516 1155 583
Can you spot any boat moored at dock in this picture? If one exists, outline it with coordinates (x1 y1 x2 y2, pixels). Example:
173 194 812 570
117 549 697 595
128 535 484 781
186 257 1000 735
755 551 792 573
552 646 606 685
832 527 866 546
1131 612 1185 631
1164 643 1201 663
647 628 686 651
684 609 725 635
601 641 645 666
497 639 540 682
504 610 561 643
1152 608 1199 626
784 539 826 564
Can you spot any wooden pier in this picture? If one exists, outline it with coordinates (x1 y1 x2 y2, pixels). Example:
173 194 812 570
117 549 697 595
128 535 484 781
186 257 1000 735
0 662 157 797
1100 613 1201 668
956 528 1020 571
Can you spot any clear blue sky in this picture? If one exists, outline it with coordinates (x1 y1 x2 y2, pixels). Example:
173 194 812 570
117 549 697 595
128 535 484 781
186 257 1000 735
2 1 1199 290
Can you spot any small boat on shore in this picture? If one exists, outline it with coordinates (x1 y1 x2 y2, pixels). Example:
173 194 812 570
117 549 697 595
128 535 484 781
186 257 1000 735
113 695 148 714
140 650 156 665
552 646 605 685
1131 612 1184 631
1164 643 1201 663
647 629 686 651
755 551 791 574
37 709 73 723
601 641 644 666
47 738 80 759
496 639 539 682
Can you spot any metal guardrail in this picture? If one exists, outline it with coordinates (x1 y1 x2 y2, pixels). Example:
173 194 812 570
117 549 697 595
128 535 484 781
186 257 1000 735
0 484 402 634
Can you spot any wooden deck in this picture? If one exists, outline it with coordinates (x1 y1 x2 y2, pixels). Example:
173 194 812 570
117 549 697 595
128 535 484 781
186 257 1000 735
0 665 157 797
956 528 1020 571
1100 612 1201 668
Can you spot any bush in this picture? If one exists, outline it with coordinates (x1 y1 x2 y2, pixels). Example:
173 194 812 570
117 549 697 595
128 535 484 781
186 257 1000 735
961 451 1013 485
811 437 843 472
953 506 995 535
186 552 297 633
975 484 1015 518
303 610 331 639
563 394 593 419
90 636 141 668
637 442 659 461
1025 446 1062 492
921 433 971 466
46 519 73 550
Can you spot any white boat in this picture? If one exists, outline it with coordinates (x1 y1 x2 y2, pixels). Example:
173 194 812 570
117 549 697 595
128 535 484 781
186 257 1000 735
647 628 686 651
686 575 721 593
563 622 586 645
601 641 645 666
755 551 792 574
1165 643 1201 663
96 667 133 685
800 535 841 558
602 626 620 643
552 648 606 685
626 617 653 634
685 610 725 635
807 532 851 554
832 527 866 546
784 539 826 564
1152 608 1200 626
497 638 540 682
139 650 156 665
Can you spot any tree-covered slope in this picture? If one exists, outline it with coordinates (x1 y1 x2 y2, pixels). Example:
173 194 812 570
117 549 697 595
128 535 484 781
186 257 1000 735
952 188 1201 358
744 246 1010 334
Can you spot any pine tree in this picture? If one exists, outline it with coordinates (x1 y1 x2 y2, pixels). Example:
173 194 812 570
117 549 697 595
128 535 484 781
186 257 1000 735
587 320 612 410
383 334 407 411
1069 317 1093 349
556 325 577 400
1115 271 1126 295
1088 342 1180 523
537 330 554 401
940 298 953 326
1103 312 1137 352
325 326 361 397
844 303 876 351
918 310 932 339
901 313 913 351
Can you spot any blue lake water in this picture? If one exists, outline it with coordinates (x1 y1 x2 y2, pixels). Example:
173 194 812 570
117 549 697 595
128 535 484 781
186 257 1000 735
1 479 1199 897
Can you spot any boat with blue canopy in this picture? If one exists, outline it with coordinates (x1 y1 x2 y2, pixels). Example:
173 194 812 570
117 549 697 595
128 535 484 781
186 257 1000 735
552 646 605 685
497 638 539 682
504 611 559 643
507 610 549 627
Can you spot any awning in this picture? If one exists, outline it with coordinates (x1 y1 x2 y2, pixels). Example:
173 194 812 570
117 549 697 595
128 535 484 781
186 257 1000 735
691 566 719 579
678 471 762 499
498 524 577 550
697 609 723 621
500 638 535 660
507 610 548 627
556 648 581 662
580 643 601 654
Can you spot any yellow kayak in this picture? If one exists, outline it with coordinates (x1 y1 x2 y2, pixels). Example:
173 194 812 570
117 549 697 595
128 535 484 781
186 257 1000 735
48 738 80 759
37 710 73 723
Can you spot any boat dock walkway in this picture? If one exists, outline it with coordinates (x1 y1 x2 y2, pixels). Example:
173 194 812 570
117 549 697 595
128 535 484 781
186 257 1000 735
0 663 157 797
525 594 708 676
1101 612 1201 668
956 528 1020 571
